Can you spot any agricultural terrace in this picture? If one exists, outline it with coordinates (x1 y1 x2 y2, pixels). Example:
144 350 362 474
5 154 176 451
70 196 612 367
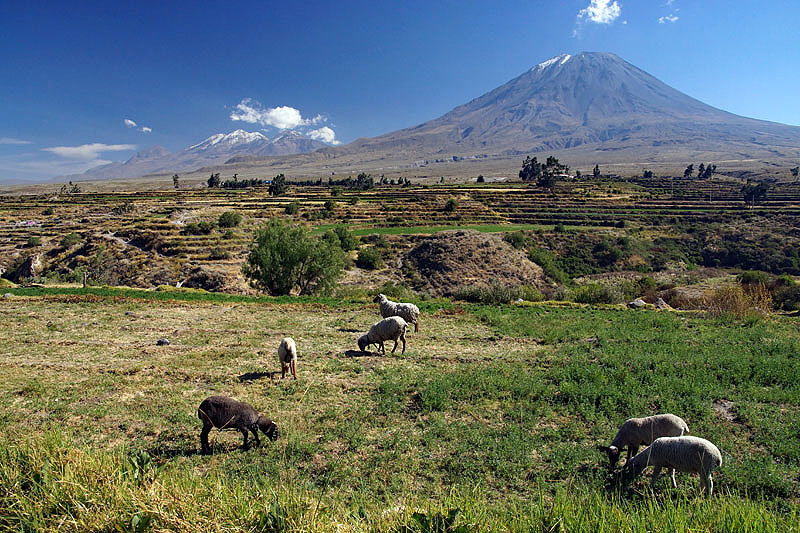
2 177 800 295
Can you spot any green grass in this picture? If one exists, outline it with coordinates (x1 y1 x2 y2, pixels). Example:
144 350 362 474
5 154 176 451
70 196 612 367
0 296 798 531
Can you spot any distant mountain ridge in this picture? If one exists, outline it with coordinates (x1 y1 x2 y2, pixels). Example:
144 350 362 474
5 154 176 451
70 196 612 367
67 129 327 180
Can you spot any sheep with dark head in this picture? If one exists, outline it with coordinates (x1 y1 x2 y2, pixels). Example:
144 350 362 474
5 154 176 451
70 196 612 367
597 413 689 470
198 395 278 454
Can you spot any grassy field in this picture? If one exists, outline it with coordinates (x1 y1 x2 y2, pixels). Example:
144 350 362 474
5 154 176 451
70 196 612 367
0 290 798 531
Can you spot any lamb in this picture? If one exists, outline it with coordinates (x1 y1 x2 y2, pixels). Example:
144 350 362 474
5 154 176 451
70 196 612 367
197 395 278 455
597 413 689 470
358 316 407 355
622 436 722 496
374 293 420 333
278 337 297 380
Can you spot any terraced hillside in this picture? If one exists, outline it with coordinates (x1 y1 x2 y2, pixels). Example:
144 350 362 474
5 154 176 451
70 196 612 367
2 177 800 291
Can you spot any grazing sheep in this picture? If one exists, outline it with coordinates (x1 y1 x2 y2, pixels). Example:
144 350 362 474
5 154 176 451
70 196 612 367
197 395 278 454
374 293 420 333
598 413 689 470
622 436 722 496
278 337 297 380
358 316 408 355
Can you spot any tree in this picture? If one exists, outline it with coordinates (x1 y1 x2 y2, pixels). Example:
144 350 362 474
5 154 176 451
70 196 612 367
697 163 705 178
242 218 345 296
519 155 569 189
741 180 769 207
642 169 654 179
218 211 242 228
172 174 180 189
476 175 485 183
683 164 694 178
791 166 799 179
207 173 220 188
519 156 542 183
593 165 601 179
268 173 287 196
444 198 458 212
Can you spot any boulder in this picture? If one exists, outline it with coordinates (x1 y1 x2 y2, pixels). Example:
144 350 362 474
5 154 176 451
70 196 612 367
654 297 671 310
627 298 646 309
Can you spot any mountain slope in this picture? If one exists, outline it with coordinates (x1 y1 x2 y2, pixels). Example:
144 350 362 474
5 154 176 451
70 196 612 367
71 129 328 180
348 52 800 156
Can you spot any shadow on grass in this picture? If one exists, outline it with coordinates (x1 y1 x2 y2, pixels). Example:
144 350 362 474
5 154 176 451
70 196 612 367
344 349 378 358
238 371 277 382
337 327 362 333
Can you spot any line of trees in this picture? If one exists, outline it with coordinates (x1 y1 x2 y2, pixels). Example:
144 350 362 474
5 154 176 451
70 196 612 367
519 155 569 189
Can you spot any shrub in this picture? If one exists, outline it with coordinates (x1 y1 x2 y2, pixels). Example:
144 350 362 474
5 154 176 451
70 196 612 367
738 270 770 285
333 226 359 252
242 218 345 296
356 247 383 270
528 247 568 284
218 211 242 228
285 201 299 215
221 230 235 240
43 207 54 216
444 198 458 213
183 221 215 235
774 285 800 311
570 283 623 305
25 236 41 247
59 233 81 248
504 231 526 250
209 247 230 260
704 284 772 319
554 223 566 233
453 282 543 304
323 200 336 213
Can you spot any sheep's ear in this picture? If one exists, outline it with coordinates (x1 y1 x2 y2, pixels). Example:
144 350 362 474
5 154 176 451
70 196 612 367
608 446 619 454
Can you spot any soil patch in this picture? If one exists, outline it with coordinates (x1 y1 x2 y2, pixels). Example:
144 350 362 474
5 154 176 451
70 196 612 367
404 230 547 297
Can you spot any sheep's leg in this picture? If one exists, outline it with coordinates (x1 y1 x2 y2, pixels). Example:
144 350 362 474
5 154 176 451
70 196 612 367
379 341 385 355
200 422 212 455
291 359 297 380
250 427 261 448
670 469 677 488
627 445 639 465
401 332 406 354
240 429 250 450
391 338 398 354
705 474 713 497
414 320 419 333
281 364 287 380
650 466 662 490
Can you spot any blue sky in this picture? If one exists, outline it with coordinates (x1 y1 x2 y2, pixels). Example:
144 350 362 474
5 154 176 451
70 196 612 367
2 0 799 182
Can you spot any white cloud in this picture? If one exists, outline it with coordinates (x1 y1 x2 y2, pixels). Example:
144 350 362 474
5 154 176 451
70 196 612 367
0 137 33 145
124 118 137 128
42 143 136 160
307 126 340 145
578 0 621 24
125 118 152 133
140 126 152 133
659 14 679 23
230 99 318 130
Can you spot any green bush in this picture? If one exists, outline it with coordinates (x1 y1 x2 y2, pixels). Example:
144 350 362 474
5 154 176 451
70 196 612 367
242 218 345 296
323 200 337 213
217 211 242 228
333 226 359 252
738 270 770 285
554 223 566 233
209 247 230 260
42 207 54 216
25 236 41 247
570 283 622 305
453 282 543 304
183 221 215 235
504 231 526 250
528 247 568 284
356 247 383 270
774 285 800 311
444 198 458 213
59 232 81 248
284 201 299 215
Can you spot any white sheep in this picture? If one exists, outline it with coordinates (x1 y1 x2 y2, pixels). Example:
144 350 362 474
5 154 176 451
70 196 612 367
597 413 689 470
622 436 722 496
358 316 408 355
277 337 297 380
374 293 420 333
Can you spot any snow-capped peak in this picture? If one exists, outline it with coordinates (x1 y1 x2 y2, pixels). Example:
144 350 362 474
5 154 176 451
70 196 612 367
533 53 572 71
189 129 269 150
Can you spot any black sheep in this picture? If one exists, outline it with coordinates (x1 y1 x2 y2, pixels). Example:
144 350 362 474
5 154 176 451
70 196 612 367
198 395 278 454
